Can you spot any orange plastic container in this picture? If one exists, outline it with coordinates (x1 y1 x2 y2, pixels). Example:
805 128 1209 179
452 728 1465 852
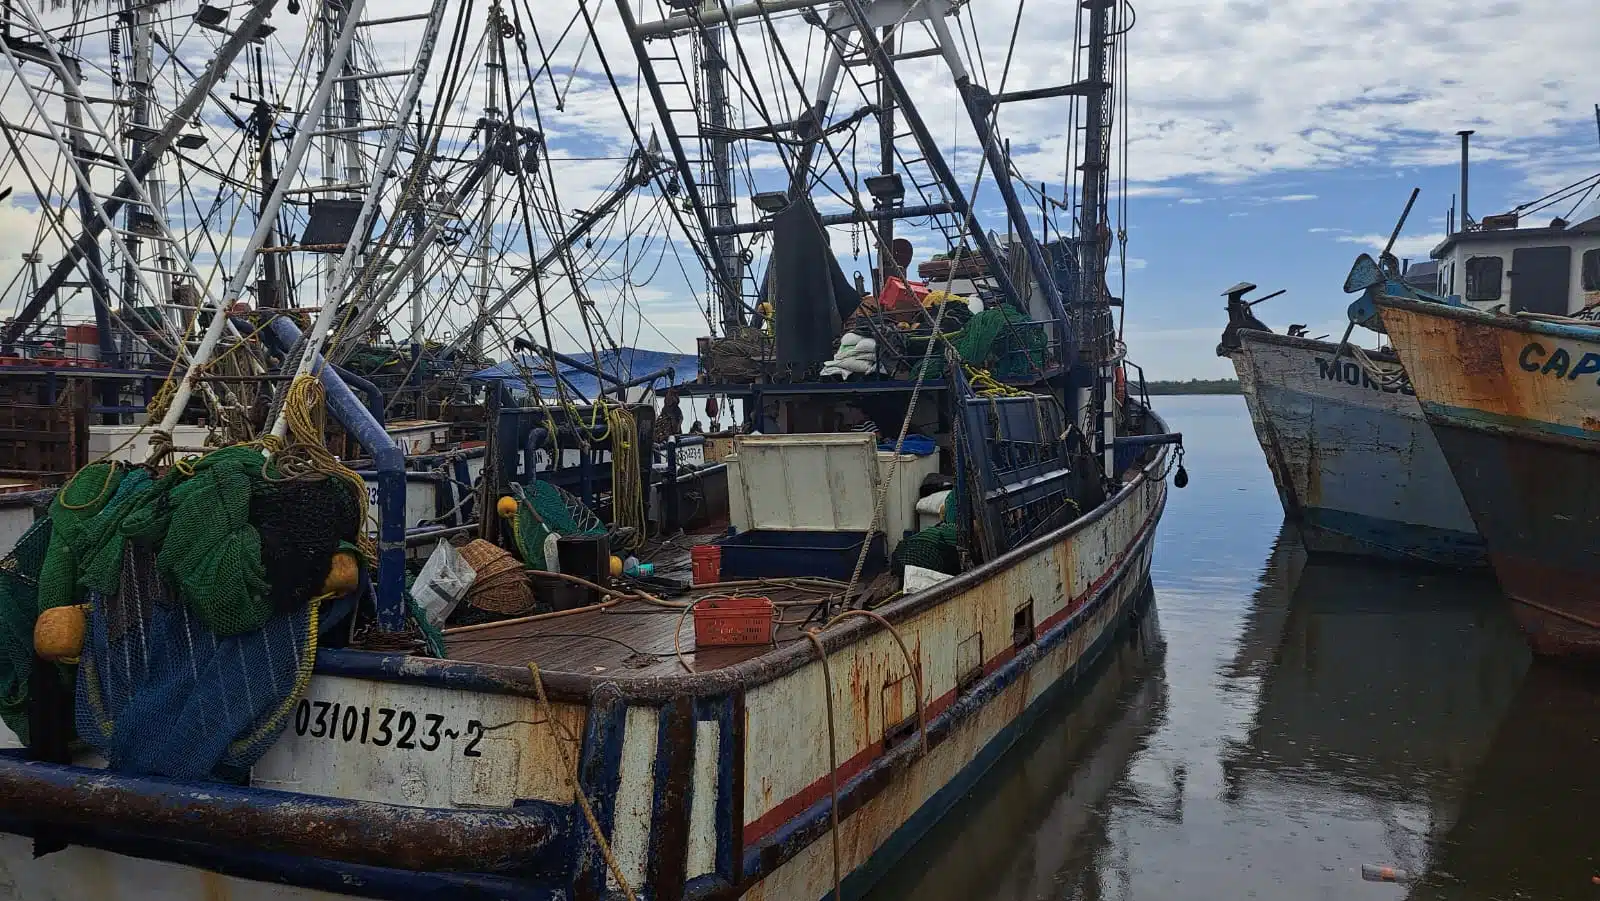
690 544 722 586
693 596 774 648
878 276 930 310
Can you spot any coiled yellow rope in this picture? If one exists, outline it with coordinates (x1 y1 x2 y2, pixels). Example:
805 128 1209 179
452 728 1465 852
603 405 645 552
964 364 1026 397
281 374 378 565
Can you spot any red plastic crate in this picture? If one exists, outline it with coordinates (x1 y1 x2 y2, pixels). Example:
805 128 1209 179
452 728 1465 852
693 596 775 648
690 544 722 586
879 276 930 311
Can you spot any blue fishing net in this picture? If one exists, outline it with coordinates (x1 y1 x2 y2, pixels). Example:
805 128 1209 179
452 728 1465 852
75 547 316 780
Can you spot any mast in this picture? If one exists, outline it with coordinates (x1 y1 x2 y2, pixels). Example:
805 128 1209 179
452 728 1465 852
409 107 426 344
1078 0 1117 478
59 59 112 343
875 26 895 290
701 26 742 331
123 0 172 313
473 7 504 357
155 0 369 438
317 2 337 296
252 46 282 308
1077 0 1112 340
439 150 668 358
62 53 120 411
611 0 741 332
4 0 282 346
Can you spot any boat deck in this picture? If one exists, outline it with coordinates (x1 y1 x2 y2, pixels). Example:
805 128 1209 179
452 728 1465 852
442 536 840 678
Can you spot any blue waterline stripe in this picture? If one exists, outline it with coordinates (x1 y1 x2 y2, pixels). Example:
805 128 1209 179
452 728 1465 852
1300 506 1485 568
1420 401 1599 443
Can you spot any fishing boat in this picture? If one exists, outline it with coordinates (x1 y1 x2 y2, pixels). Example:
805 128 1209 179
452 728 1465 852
1220 290 1484 568
1222 125 1600 570
1377 296 1600 658
0 1 1182 899
1218 195 1486 568
1372 144 1600 657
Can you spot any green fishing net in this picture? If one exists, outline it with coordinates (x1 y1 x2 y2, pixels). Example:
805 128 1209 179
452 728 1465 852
120 446 272 636
915 306 1048 380
510 480 605 569
0 515 56 744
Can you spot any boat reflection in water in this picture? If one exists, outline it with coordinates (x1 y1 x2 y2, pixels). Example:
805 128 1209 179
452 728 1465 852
1408 663 1600 901
1222 540 1528 878
862 583 1167 901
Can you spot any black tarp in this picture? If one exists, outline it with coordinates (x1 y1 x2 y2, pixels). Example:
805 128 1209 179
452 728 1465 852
770 200 860 368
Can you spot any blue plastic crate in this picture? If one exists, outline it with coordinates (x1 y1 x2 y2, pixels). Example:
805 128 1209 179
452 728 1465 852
717 530 887 582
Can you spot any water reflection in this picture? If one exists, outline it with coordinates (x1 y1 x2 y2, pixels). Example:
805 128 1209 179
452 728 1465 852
863 587 1167 901
869 397 1594 900
1409 662 1600 901
1221 534 1529 881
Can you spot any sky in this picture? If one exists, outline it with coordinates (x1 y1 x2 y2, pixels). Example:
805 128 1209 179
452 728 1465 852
1 0 1599 380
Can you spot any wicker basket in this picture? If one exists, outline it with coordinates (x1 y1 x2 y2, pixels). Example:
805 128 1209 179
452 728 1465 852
458 539 536 616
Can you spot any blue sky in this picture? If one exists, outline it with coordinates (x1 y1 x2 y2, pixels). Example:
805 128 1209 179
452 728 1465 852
1119 141 1600 379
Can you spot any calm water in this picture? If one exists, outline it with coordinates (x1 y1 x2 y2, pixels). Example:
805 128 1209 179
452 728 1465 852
869 394 1600 901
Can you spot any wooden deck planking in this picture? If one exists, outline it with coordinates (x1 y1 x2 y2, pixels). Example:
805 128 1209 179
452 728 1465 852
444 591 828 678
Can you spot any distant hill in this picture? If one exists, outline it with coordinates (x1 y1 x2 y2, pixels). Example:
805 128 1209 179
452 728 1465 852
1144 378 1241 395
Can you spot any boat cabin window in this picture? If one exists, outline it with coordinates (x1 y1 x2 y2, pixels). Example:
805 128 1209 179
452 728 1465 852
1584 249 1600 293
1464 256 1503 302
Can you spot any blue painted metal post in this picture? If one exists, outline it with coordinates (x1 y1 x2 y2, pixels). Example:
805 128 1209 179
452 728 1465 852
268 317 408 631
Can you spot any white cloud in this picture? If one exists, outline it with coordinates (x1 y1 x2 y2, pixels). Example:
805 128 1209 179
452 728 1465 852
1178 197 1208 205
986 0 1600 197
1271 194 1318 203
1336 232 1447 257
1308 227 1350 234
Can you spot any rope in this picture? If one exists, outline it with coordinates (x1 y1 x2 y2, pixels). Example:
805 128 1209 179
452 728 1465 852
56 461 121 511
604 405 645 552
804 608 928 901
964 364 1027 397
281 375 378 565
804 629 843 901
526 663 638 901
224 596 320 760
1348 344 1410 389
840 290 960 608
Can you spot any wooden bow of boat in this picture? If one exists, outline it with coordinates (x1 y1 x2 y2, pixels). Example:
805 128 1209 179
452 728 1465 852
1376 297 1600 658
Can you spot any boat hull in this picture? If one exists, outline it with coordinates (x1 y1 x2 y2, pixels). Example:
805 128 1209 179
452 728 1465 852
0 434 1171 899
1227 330 1483 567
1378 298 1600 658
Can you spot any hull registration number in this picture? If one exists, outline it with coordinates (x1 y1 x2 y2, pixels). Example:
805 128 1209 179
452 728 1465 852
292 700 486 757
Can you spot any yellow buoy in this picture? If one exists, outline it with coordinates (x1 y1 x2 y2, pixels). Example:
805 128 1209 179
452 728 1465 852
609 555 624 578
321 552 361 596
34 604 88 663
496 495 519 518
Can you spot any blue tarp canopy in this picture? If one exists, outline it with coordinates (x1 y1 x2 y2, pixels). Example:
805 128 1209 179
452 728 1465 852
467 347 700 401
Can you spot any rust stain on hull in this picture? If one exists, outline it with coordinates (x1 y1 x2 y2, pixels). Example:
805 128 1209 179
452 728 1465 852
1378 298 1600 658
